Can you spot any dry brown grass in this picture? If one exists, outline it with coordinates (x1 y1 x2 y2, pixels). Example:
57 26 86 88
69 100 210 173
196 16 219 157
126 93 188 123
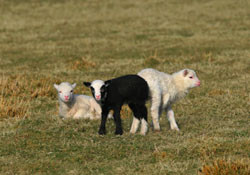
30 77 61 99
0 75 30 118
69 56 97 70
152 147 168 161
143 50 164 67
0 74 60 118
120 105 133 119
0 95 30 118
199 159 249 175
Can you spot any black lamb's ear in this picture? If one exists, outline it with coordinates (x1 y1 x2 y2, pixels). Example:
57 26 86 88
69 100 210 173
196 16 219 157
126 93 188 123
104 80 111 87
83 82 91 87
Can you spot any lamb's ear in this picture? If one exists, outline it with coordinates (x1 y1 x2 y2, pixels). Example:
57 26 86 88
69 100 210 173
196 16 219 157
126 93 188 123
72 83 77 89
83 82 91 87
104 80 111 87
183 69 189 77
54 84 59 90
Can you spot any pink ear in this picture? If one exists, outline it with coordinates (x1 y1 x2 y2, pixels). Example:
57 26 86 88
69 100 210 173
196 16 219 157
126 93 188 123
183 69 188 77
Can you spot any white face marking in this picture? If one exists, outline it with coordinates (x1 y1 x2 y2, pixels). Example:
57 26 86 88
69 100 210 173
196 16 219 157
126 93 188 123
90 80 105 101
183 69 200 88
54 82 76 103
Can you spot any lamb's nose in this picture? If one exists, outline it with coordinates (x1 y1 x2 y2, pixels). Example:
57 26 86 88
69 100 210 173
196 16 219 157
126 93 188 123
96 95 101 100
65 96 69 100
196 81 201 86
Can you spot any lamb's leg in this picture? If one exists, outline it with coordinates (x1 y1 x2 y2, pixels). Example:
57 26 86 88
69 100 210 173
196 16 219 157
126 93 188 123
73 105 92 119
139 104 148 135
166 106 179 131
98 107 109 135
107 112 113 119
129 103 148 135
73 109 85 119
151 94 162 131
130 117 140 134
113 106 123 135
90 99 102 119
91 99 113 119
129 103 140 134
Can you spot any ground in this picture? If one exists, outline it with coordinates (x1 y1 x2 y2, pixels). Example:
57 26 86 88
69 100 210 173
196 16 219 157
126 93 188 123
0 0 249 174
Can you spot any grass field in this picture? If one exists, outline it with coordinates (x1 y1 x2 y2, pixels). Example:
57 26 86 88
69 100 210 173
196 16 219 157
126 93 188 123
0 0 249 174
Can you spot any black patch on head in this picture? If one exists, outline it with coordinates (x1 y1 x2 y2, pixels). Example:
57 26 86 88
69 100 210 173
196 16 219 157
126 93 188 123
83 82 91 87
90 86 95 97
100 85 105 93
104 80 112 87
100 84 108 103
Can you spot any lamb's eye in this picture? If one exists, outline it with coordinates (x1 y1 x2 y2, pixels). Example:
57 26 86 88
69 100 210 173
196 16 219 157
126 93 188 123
70 90 73 93
189 76 193 79
59 91 62 93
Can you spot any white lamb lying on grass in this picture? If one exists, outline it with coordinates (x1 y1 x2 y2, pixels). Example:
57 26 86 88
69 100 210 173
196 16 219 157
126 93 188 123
54 82 106 120
138 68 200 131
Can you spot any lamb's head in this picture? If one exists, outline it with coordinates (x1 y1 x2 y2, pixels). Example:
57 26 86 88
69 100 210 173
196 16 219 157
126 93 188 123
174 69 200 90
54 82 76 103
83 80 111 103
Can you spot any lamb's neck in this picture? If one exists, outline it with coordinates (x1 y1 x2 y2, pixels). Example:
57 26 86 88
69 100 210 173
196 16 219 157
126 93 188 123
59 96 76 109
171 75 188 101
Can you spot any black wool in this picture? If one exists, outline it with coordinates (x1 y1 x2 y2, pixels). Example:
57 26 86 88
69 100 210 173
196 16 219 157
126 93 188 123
84 75 149 135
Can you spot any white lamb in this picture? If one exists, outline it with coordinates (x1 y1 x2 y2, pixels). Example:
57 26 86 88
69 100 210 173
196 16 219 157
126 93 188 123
138 68 200 131
54 82 104 120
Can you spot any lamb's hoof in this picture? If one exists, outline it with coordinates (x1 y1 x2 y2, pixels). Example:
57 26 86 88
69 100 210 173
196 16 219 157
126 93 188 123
153 129 161 133
107 114 113 119
140 132 147 136
98 129 106 135
115 129 123 135
171 127 180 131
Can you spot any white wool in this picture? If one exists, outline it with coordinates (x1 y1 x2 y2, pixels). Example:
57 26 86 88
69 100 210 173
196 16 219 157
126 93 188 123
138 68 200 131
84 76 149 135
140 118 148 135
130 117 140 134
54 82 102 119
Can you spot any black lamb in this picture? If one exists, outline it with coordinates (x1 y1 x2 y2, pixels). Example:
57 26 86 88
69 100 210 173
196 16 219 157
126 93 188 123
83 75 149 135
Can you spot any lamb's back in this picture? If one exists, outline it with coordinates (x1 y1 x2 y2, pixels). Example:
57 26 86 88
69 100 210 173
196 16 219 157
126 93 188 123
138 68 172 95
72 94 93 110
107 75 149 104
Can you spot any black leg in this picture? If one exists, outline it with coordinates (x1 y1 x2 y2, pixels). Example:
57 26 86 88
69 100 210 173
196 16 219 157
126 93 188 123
138 103 148 135
129 103 140 120
98 107 109 135
140 104 148 122
113 106 123 135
